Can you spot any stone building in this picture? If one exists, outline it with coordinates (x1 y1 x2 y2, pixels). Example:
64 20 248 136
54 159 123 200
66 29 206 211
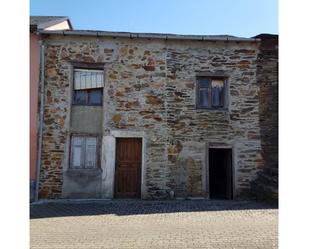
35 29 278 200
30 16 73 202
251 34 278 200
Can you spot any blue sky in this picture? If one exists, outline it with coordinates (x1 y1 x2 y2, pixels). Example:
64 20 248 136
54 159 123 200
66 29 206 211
30 0 278 37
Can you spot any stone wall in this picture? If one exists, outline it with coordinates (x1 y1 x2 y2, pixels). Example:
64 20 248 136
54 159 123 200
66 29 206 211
251 34 278 200
165 41 263 198
38 34 264 199
38 41 70 198
257 35 278 171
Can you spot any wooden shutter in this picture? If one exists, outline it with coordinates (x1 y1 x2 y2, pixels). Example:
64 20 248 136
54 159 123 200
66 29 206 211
85 137 97 168
71 136 83 168
74 69 104 90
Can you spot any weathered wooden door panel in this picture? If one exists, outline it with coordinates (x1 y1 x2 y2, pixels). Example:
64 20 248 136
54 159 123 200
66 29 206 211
114 138 142 198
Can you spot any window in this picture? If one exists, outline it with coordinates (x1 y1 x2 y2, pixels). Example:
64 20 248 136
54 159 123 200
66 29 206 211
70 135 98 169
73 88 103 105
197 77 226 109
73 68 104 105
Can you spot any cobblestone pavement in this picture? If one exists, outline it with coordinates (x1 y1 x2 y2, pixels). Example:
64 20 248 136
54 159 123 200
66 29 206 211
30 200 278 249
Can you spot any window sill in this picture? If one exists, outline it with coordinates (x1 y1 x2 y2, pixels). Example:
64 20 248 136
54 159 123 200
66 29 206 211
65 168 102 177
72 104 103 107
196 107 228 112
67 168 102 172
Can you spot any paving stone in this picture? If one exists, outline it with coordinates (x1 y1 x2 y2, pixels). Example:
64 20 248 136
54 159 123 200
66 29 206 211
30 200 277 249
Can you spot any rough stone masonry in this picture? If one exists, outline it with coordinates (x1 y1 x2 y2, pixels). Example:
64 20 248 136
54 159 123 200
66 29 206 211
37 32 277 200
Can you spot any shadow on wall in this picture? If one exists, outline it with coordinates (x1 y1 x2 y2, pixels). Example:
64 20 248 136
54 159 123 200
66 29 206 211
30 200 277 219
30 180 36 202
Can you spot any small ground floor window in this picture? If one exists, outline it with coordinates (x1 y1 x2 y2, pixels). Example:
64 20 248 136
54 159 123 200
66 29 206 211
70 135 99 169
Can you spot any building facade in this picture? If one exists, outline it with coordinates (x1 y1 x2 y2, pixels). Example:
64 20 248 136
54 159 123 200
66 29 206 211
36 30 278 200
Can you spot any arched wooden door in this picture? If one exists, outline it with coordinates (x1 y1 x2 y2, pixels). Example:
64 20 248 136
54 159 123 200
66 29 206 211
114 138 142 198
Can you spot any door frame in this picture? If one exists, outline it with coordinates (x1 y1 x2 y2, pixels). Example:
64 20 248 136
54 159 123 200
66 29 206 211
205 141 236 200
110 130 146 199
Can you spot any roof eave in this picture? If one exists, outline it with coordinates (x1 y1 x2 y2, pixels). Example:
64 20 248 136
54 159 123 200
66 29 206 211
39 30 260 42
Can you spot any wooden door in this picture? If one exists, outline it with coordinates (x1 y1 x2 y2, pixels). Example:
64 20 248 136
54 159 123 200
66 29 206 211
114 138 142 198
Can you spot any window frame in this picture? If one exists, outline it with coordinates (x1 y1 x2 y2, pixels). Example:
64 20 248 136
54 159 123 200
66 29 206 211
69 134 101 170
71 62 105 106
73 88 103 106
196 76 228 110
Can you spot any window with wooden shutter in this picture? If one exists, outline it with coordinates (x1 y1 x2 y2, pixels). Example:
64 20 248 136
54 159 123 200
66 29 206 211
73 68 104 106
70 135 98 169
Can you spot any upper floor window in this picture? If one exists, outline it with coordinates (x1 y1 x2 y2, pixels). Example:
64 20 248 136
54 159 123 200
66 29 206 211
73 68 104 105
196 77 226 109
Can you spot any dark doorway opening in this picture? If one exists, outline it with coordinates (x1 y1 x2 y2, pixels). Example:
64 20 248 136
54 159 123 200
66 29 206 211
209 148 233 199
